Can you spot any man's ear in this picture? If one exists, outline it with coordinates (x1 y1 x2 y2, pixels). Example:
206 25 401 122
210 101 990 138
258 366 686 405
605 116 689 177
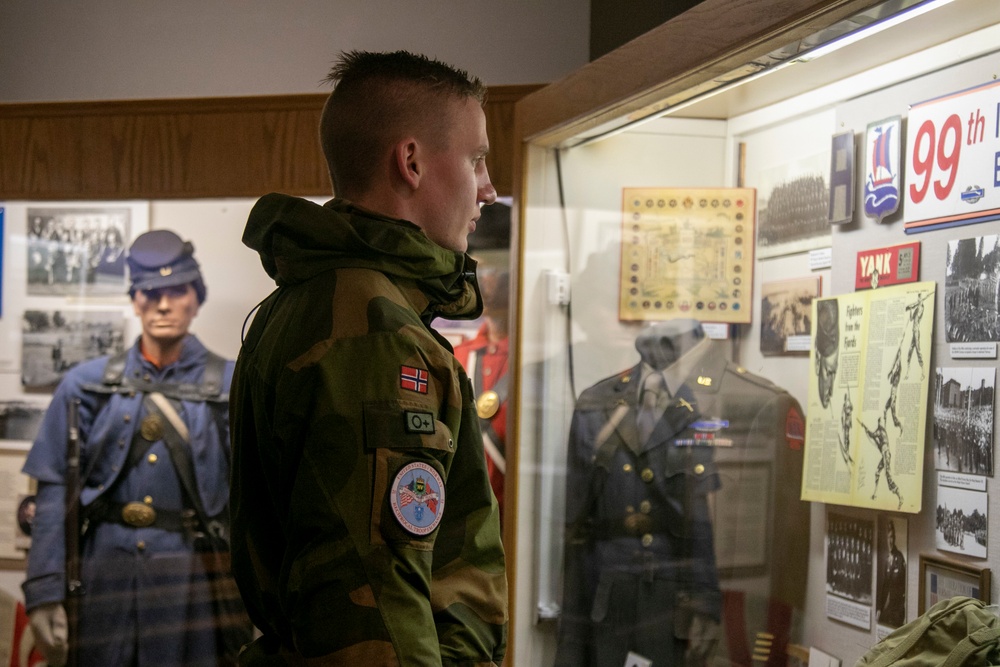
394 138 421 190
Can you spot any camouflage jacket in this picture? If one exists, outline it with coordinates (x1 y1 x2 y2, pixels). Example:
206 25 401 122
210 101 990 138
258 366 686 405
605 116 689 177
230 194 507 666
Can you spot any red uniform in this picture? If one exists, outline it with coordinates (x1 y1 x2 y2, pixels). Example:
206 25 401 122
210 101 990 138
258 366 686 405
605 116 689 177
454 323 508 521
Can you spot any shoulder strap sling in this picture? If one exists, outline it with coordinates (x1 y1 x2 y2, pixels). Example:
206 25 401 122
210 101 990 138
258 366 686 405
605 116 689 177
567 403 630 541
143 392 227 541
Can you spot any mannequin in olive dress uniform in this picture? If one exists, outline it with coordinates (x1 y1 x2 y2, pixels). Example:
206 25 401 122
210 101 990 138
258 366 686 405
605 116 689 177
556 319 808 667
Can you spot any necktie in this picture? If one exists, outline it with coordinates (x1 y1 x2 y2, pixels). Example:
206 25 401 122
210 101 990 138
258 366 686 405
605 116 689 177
637 372 665 443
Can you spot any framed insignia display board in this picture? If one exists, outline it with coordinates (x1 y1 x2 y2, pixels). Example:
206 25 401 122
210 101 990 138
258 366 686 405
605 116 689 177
619 187 755 323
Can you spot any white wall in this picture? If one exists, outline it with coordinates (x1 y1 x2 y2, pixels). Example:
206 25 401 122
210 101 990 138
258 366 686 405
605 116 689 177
0 0 590 103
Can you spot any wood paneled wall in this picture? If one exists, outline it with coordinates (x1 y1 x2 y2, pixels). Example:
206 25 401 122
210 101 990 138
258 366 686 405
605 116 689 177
0 84 542 201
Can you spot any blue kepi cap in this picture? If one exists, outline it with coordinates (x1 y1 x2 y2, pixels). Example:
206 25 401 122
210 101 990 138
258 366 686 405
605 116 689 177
126 230 206 303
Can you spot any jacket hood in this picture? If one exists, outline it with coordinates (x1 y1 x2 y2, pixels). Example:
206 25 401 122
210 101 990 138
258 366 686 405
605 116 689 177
243 193 482 320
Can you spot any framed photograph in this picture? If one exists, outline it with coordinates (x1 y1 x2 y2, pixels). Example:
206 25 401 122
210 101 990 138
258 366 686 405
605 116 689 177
918 553 991 614
0 446 35 569
935 484 988 558
876 516 908 629
945 234 1000 342
21 309 128 392
755 151 831 258
933 366 995 476
25 204 132 297
760 275 821 355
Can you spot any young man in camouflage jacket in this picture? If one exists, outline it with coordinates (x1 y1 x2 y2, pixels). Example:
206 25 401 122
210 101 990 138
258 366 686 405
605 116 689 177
229 50 507 666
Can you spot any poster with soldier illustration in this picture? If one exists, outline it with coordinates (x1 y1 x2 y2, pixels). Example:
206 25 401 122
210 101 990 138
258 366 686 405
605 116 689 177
802 282 935 513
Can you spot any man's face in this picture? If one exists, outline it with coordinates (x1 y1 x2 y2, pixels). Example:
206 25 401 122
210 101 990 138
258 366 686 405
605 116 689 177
132 283 200 346
816 348 838 408
414 97 497 252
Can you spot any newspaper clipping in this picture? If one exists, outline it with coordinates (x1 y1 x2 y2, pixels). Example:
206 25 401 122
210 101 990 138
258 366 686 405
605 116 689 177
803 281 936 513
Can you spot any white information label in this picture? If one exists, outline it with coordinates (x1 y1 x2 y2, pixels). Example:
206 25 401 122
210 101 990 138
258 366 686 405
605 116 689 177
809 247 833 270
950 342 998 359
939 471 988 491
785 334 812 352
701 322 730 340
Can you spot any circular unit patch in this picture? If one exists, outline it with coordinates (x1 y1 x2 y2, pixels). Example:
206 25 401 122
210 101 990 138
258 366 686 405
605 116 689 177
390 462 445 536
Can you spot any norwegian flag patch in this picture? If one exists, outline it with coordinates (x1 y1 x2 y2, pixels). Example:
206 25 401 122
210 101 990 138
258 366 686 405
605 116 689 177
400 365 429 394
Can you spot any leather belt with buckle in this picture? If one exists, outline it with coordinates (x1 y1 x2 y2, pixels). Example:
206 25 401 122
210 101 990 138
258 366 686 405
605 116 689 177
89 500 187 532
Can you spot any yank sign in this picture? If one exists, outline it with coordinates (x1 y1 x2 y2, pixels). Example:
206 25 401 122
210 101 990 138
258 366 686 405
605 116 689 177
855 242 921 290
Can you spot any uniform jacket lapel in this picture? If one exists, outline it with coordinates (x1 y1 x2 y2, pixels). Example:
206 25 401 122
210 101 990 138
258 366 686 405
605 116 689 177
641 349 729 453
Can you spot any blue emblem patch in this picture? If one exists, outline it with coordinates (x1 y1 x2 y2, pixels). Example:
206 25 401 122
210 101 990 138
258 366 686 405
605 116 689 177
390 462 445 536
692 418 730 432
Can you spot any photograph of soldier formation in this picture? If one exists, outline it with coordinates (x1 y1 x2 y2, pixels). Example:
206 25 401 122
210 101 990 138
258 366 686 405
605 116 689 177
935 486 988 559
944 234 1000 343
933 367 995 476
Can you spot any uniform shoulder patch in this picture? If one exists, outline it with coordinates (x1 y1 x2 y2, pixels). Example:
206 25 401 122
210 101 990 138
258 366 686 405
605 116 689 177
390 462 445 536
786 406 805 450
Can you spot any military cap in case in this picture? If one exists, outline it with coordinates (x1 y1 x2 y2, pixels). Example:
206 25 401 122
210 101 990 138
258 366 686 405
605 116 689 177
127 230 206 303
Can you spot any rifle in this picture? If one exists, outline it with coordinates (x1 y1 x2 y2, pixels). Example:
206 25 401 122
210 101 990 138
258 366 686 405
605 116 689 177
65 399 83 667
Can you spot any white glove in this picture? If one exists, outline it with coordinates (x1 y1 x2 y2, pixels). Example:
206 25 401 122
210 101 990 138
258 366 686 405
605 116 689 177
684 612 720 667
28 602 68 667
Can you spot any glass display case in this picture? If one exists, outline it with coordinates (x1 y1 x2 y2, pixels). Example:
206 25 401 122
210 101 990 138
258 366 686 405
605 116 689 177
508 0 1000 665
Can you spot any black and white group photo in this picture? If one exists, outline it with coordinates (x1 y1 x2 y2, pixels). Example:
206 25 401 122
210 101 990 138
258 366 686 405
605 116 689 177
755 152 831 258
944 234 1000 343
26 207 130 297
933 366 995 476
826 512 873 605
935 485 988 558
21 309 127 391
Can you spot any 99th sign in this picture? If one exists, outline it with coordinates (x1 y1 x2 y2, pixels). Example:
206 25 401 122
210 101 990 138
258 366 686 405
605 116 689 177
904 79 1000 233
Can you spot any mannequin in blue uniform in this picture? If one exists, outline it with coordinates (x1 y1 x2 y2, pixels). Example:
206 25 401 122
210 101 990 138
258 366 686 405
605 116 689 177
23 230 251 666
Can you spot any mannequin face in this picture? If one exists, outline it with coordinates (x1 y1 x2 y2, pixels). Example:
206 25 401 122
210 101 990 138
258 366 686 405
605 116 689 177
132 283 200 348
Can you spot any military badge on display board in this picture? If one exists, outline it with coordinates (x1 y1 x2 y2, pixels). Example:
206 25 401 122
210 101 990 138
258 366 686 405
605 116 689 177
829 130 856 224
619 187 755 324
864 116 902 223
